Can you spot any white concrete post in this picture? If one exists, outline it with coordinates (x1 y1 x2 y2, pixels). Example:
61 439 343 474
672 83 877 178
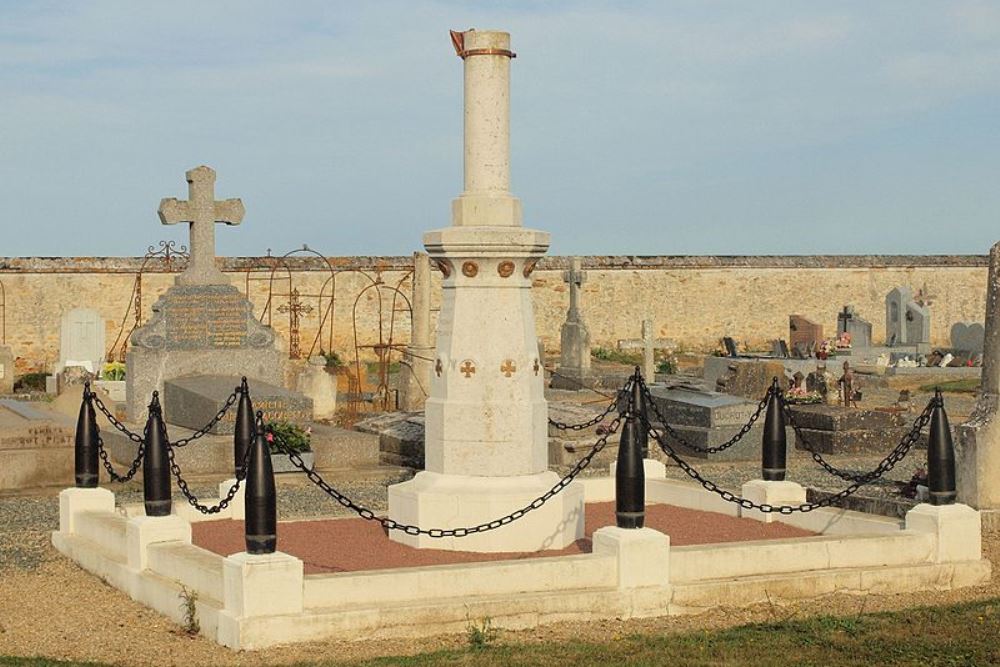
58 487 115 534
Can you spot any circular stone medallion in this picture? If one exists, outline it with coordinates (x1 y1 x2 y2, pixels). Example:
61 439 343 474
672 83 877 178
462 261 479 278
497 261 515 278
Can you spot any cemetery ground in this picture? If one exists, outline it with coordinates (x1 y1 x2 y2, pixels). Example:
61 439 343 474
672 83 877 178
0 358 989 665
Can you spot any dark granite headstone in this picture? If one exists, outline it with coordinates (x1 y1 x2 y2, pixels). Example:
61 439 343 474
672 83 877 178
646 386 778 460
163 374 312 435
789 315 823 354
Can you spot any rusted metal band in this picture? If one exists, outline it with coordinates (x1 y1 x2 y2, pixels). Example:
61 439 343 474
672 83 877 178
459 48 516 59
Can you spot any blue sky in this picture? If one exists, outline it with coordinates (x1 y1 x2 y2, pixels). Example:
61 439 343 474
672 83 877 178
1 1 998 257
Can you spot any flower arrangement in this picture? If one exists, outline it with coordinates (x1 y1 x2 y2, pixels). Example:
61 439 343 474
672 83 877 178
102 361 126 381
266 420 312 455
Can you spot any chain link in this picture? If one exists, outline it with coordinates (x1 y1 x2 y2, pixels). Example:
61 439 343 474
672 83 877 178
547 378 632 431
167 430 253 514
781 393 935 484
171 387 241 447
273 415 622 537
639 376 771 454
643 396 931 513
95 428 145 483
91 393 145 444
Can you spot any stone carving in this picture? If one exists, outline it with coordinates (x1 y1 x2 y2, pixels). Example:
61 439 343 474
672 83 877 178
497 260 515 277
461 261 479 278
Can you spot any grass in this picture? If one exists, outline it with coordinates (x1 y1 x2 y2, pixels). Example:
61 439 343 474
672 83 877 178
591 347 643 366
918 378 981 394
4 597 999 666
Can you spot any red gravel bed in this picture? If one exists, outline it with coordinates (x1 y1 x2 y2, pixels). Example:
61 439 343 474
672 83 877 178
192 503 815 575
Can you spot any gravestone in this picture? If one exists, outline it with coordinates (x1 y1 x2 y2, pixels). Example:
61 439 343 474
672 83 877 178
951 322 985 354
296 356 337 421
0 346 13 394
837 305 872 349
57 308 105 375
551 257 597 390
722 337 739 358
646 385 774 460
789 315 823 355
714 359 787 400
164 375 311 434
886 287 931 352
126 166 285 421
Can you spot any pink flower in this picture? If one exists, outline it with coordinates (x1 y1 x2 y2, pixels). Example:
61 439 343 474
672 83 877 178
266 432 274 443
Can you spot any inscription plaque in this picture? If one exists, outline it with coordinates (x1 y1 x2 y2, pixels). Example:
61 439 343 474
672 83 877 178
163 291 249 350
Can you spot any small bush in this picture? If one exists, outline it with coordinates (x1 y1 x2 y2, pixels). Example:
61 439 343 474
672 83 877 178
320 349 344 369
466 616 498 650
178 586 200 636
14 372 49 392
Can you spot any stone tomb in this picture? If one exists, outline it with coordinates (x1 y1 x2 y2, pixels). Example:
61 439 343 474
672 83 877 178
788 404 909 454
163 375 311 435
646 385 774 460
126 166 284 422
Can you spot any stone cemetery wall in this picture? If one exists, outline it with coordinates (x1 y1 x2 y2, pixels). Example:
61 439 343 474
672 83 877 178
0 255 987 374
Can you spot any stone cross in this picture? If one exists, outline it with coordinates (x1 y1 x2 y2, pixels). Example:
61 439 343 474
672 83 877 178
562 257 586 318
617 319 676 381
158 166 245 286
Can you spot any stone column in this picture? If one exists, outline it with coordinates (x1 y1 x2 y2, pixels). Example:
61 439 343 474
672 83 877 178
399 252 434 411
957 241 1000 527
387 29 584 552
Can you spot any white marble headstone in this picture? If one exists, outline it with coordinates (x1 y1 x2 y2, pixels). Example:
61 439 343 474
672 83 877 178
57 307 105 374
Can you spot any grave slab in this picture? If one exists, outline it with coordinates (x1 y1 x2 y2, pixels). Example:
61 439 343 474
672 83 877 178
163 375 311 435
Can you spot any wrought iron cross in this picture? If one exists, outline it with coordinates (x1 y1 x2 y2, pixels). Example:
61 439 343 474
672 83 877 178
158 166 244 286
277 288 314 359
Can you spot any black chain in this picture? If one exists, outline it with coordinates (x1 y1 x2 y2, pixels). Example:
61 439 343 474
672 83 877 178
781 393 935 484
273 415 623 537
639 376 771 454
171 388 241 447
167 428 254 514
95 429 145 483
91 394 144 444
643 399 930 513
547 378 631 431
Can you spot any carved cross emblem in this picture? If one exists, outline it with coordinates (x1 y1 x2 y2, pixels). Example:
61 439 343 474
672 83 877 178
501 359 517 377
533 358 540 375
460 360 476 378
435 359 443 377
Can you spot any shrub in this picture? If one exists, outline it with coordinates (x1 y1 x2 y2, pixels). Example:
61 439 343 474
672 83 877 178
14 372 49 392
266 420 311 454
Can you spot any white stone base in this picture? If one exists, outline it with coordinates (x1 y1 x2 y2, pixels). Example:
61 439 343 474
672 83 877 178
126 514 191 571
739 480 807 523
387 470 585 552
592 526 670 589
59 487 115 533
905 503 982 563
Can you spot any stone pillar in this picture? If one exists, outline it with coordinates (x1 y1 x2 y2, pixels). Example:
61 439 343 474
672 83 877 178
957 241 1000 527
399 252 434 411
388 29 585 552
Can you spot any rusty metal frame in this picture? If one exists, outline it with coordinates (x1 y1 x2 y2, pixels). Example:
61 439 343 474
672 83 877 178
107 240 188 362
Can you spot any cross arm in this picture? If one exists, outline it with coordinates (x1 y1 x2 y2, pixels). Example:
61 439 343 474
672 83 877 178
214 199 245 226
157 198 191 225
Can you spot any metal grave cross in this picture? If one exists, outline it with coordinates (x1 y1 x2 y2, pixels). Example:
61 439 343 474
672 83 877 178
158 166 245 286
